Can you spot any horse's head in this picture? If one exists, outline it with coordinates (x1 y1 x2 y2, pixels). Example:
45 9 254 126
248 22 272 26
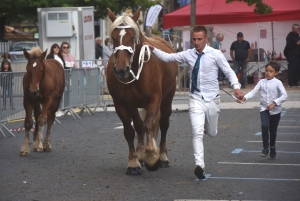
108 8 141 79
23 47 47 97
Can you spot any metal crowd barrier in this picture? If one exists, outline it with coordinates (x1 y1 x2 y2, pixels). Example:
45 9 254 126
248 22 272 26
0 67 105 137
1 61 192 137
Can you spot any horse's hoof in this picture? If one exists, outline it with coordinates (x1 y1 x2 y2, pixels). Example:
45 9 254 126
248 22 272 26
43 148 52 152
126 167 142 175
20 152 29 157
160 161 170 168
33 148 43 152
145 159 161 171
139 160 145 167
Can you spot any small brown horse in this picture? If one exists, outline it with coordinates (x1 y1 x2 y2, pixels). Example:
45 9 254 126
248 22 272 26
20 47 65 156
107 8 178 175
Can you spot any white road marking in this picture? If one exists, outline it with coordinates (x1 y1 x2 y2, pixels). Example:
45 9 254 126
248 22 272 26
219 162 300 166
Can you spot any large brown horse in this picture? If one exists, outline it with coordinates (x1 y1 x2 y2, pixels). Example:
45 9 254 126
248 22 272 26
20 47 65 156
107 8 178 175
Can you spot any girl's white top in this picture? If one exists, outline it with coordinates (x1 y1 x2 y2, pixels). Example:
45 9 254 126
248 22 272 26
244 78 288 115
54 55 64 68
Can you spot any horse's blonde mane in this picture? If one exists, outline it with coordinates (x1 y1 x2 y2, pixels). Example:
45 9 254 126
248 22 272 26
28 46 42 58
109 12 140 45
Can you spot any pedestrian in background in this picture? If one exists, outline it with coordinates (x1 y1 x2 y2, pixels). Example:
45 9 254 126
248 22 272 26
230 32 251 88
95 37 103 60
237 61 287 159
0 59 14 110
143 25 244 180
213 33 226 84
46 43 66 68
102 37 112 65
284 23 300 88
61 42 76 69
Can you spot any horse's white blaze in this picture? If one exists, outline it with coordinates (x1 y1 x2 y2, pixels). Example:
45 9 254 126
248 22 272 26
33 62 37 67
119 29 126 45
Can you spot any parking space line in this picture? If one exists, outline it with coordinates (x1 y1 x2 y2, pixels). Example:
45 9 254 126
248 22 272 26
246 141 300 143
255 132 300 135
218 162 300 166
194 174 300 182
232 148 300 154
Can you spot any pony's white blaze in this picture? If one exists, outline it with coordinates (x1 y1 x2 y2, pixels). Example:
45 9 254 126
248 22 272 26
33 62 37 67
119 29 126 45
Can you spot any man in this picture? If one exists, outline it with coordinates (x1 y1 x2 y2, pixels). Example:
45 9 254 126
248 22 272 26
284 23 300 88
143 26 244 179
230 32 251 88
95 37 103 59
213 33 226 83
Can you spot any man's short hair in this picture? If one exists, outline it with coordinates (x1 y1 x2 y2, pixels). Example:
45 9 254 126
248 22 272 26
216 33 223 39
192 26 207 36
292 23 299 28
95 37 102 42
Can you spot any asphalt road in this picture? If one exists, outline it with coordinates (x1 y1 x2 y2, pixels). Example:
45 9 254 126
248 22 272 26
1 106 300 201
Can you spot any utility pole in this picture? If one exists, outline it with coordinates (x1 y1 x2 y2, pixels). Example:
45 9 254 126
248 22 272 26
190 0 196 48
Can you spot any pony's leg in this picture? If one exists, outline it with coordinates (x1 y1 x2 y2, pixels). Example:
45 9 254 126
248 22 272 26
33 99 53 152
43 108 56 152
143 101 161 171
132 108 145 166
32 104 41 141
115 104 141 175
20 103 33 156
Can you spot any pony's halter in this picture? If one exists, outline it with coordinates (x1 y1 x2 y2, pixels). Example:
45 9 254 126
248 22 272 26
112 25 150 84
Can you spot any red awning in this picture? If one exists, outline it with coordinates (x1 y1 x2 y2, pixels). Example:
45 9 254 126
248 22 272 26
163 0 300 29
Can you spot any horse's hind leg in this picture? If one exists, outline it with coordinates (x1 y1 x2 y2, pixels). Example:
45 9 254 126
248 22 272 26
158 93 175 168
20 103 34 156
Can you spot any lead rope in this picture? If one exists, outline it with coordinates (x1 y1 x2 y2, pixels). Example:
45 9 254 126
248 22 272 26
117 44 151 84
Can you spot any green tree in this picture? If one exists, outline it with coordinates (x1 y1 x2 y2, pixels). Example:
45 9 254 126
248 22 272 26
226 0 272 14
0 0 158 24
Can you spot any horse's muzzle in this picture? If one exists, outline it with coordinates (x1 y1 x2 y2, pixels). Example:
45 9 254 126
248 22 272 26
29 89 40 97
113 66 130 79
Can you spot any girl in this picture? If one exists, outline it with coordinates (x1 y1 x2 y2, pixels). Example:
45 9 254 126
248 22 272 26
0 59 14 110
46 43 66 68
237 61 288 159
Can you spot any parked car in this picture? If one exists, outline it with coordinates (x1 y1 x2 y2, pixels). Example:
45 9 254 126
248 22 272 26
6 41 39 63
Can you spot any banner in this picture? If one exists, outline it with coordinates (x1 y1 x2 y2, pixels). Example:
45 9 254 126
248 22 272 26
145 4 162 27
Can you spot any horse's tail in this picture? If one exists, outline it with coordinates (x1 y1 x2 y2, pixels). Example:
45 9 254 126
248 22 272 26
139 108 160 139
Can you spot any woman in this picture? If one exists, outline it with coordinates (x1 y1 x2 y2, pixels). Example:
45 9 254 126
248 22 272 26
61 42 76 69
46 43 66 68
0 59 14 110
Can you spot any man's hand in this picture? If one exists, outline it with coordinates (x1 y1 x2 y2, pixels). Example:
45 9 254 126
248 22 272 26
143 42 154 51
236 97 246 104
234 89 244 100
267 102 276 110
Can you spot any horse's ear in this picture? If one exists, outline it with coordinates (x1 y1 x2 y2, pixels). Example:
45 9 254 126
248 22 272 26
107 8 116 22
132 8 141 22
40 49 48 60
23 49 30 60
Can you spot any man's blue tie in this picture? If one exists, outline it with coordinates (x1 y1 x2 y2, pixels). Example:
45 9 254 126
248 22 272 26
191 52 204 93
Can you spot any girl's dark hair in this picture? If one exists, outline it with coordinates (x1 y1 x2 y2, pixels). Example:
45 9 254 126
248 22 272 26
0 59 12 72
46 43 66 68
266 61 280 72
